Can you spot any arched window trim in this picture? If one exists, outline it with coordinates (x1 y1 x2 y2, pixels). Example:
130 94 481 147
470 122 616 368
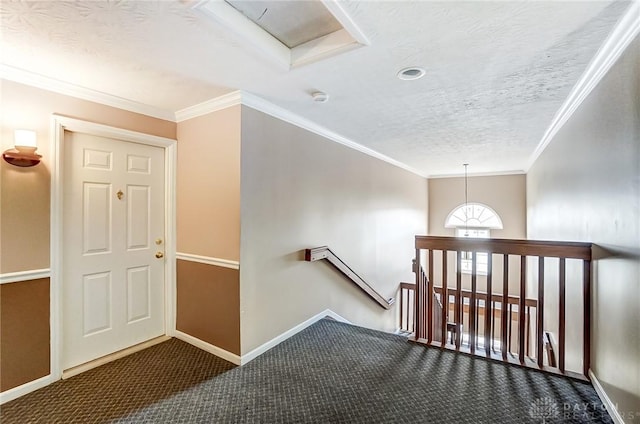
444 203 503 276
444 202 503 230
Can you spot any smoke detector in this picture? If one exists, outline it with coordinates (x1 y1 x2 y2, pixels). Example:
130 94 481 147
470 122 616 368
312 91 329 103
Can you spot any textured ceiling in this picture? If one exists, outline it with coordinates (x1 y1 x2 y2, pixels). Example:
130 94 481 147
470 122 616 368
0 0 632 176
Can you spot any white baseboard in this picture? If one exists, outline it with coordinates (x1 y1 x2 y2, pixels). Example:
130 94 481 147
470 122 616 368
173 310 348 366
239 309 350 365
589 370 625 424
173 330 242 365
0 374 56 405
1 312 348 405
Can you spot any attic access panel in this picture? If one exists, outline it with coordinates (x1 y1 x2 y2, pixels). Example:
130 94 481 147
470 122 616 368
226 0 343 48
193 0 369 69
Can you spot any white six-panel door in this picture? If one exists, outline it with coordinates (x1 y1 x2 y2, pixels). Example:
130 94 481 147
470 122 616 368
62 131 165 370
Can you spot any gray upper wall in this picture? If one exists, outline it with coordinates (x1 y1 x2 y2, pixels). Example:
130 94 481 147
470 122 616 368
239 105 428 354
527 36 639 416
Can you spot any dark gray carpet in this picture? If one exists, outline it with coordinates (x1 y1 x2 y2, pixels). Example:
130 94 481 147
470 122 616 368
2 319 610 423
0 338 235 423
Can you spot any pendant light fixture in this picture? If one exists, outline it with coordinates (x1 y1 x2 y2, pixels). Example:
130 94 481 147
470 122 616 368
463 163 469 237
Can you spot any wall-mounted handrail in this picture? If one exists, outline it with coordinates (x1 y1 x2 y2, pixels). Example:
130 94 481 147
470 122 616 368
305 246 394 309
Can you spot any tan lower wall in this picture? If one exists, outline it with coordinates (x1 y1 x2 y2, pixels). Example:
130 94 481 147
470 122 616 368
176 260 240 355
0 278 50 392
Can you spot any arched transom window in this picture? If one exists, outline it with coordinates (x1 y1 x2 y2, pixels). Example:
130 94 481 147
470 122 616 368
444 203 503 274
445 203 503 230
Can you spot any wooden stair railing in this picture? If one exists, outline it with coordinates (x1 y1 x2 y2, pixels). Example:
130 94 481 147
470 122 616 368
411 235 592 380
400 282 540 356
399 282 558 376
412 264 443 342
305 246 394 309
399 282 415 333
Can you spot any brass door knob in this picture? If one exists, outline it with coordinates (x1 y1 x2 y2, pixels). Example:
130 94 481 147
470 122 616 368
155 252 164 259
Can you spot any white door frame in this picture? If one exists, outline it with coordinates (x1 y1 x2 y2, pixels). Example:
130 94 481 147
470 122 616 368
50 115 177 380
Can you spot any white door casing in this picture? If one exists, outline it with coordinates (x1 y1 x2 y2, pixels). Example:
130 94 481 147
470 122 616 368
62 132 165 369
51 116 176 378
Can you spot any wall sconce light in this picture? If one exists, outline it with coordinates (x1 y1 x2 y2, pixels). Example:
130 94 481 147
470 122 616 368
3 130 41 167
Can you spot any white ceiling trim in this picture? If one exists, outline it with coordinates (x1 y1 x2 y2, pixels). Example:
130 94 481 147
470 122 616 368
527 1 640 171
175 91 242 122
290 28 362 69
192 0 368 69
0 64 176 122
240 91 428 178
172 88 428 177
290 0 370 68
321 0 370 47
194 0 291 69
0 62 422 178
176 89 527 179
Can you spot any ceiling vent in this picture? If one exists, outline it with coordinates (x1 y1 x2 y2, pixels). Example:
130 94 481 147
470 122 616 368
193 0 369 69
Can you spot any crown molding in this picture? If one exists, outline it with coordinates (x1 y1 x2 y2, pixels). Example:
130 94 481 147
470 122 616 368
174 91 242 122
0 64 176 122
2 61 425 177
527 1 640 171
240 91 429 178
175 88 427 177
